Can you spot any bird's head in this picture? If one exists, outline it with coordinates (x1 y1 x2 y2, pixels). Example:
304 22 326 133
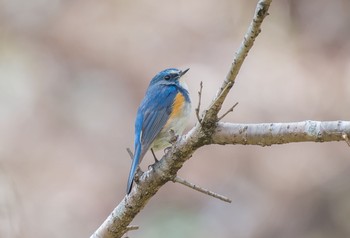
149 68 190 87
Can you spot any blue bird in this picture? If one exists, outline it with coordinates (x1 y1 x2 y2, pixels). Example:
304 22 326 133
126 68 191 194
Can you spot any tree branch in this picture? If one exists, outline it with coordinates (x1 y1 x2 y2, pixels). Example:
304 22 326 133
213 121 350 146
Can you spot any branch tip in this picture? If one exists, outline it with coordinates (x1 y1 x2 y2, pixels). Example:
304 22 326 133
126 225 139 232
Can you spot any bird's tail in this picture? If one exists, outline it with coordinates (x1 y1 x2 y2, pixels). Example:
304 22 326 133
126 144 141 194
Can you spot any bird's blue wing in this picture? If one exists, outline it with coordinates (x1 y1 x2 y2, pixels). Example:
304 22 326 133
138 84 177 156
126 84 177 194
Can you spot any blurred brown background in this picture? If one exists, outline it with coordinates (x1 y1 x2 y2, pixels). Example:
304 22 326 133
1 0 350 237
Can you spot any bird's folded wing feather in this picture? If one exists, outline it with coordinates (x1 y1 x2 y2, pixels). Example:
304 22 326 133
137 85 177 158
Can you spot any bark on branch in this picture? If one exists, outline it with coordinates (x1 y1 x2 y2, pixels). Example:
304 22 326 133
213 121 350 146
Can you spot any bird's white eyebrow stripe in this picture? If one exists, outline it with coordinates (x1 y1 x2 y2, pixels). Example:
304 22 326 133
167 69 178 74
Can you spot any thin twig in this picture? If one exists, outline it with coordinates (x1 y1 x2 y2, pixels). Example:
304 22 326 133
218 102 239 121
173 176 232 203
125 226 139 232
126 148 133 159
342 133 350 147
195 81 203 124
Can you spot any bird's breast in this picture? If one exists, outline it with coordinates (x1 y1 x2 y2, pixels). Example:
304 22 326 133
151 91 191 151
170 92 186 119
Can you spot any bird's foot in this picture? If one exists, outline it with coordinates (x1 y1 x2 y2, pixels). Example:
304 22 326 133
163 146 172 154
169 129 179 145
148 162 157 171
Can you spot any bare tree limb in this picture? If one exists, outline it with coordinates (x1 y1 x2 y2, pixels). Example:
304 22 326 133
213 121 350 146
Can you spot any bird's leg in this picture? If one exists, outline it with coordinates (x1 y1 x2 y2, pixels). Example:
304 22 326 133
148 129 180 170
163 129 179 154
148 148 159 170
150 148 159 162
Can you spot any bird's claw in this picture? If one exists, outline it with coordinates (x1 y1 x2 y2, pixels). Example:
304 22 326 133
163 146 172 154
169 129 179 145
148 162 157 171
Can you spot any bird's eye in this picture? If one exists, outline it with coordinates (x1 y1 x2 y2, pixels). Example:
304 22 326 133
164 75 171 80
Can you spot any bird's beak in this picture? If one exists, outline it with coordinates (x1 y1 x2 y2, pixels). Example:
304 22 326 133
179 68 190 77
